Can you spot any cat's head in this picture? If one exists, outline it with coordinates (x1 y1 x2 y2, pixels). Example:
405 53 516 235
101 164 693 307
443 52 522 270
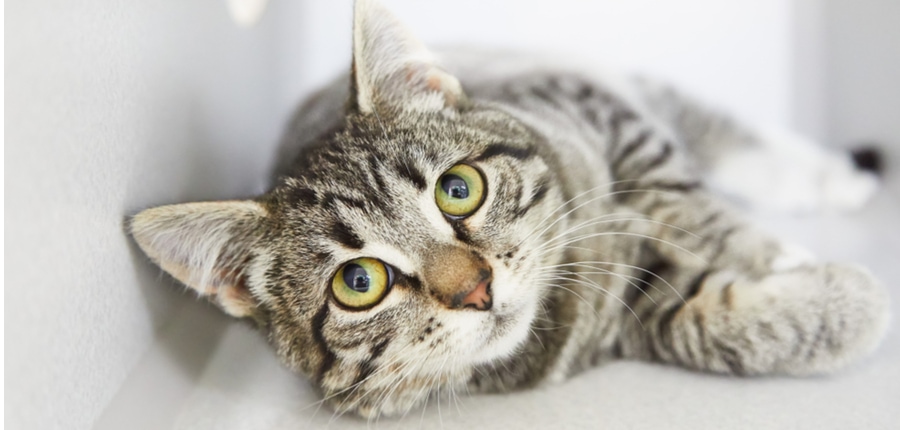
131 0 568 417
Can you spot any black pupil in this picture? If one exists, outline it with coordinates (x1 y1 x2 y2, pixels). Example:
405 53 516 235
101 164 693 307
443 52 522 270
441 174 469 199
343 264 370 293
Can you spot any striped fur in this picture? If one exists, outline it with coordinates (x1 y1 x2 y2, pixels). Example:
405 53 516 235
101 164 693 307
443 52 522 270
130 0 889 419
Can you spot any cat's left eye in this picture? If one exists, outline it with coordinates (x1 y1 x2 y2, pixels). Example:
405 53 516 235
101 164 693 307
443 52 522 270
331 258 393 309
435 164 486 218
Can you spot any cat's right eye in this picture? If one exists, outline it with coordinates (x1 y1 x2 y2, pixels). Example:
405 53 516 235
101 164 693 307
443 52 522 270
331 258 393 309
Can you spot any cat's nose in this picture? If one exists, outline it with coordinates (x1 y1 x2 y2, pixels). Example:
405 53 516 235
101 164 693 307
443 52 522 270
423 245 493 311
453 270 493 311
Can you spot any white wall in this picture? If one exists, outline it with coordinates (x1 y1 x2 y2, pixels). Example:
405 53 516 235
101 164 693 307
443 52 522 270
823 0 900 186
6 1 281 428
7 1 802 428
274 0 794 127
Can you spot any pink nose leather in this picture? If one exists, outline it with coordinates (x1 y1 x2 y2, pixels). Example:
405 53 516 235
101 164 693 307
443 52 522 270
460 279 492 310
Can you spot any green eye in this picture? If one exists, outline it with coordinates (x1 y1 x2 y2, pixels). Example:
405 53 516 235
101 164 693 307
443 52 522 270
435 164 486 218
332 258 392 309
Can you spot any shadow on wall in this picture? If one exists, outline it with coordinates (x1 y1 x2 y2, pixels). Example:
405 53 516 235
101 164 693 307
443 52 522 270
102 88 263 428
96 236 233 429
96 2 289 426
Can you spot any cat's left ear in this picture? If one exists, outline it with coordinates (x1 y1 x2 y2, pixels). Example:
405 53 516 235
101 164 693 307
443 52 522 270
350 0 467 114
129 201 270 318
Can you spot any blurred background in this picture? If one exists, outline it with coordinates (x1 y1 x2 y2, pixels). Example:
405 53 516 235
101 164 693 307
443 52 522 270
6 1 900 429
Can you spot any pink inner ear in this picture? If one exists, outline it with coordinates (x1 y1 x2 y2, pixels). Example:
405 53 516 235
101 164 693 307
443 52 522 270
425 74 443 91
427 71 460 107
217 275 257 317
402 63 463 108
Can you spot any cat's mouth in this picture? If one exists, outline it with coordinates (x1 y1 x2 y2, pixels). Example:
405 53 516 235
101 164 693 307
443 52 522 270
464 288 538 363
487 310 515 341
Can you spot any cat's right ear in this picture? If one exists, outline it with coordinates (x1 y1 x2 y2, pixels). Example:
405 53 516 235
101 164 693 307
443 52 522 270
129 201 270 318
349 0 467 115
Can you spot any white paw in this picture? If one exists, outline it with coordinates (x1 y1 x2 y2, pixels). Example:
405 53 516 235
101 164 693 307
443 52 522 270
708 131 880 214
771 242 816 272
819 156 880 212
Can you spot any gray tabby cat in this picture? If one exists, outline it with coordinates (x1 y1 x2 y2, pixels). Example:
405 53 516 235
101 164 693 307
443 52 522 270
130 0 889 419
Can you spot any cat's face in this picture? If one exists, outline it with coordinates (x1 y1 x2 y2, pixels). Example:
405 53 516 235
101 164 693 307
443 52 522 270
129 0 567 418
260 106 565 415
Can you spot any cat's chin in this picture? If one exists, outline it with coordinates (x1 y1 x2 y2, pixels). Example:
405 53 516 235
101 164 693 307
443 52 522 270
481 303 537 363
464 295 538 365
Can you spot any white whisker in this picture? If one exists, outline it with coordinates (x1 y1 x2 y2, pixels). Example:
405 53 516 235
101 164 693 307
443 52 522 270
519 186 691 249
538 231 706 266
542 251 685 304
542 277 644 328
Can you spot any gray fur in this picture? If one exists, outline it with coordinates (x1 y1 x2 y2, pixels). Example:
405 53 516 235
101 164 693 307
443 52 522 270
130 0 889 419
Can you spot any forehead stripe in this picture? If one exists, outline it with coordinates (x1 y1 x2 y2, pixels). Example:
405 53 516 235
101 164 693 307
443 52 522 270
332 220 365 250
474 143 535 162
286 186 319 206
321 192 367 211
394 160 427 191
366 154 389 193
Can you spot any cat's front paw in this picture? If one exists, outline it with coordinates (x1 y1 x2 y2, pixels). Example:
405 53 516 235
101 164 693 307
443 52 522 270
687 263 889 377
746 263 889 375
770 242 816 272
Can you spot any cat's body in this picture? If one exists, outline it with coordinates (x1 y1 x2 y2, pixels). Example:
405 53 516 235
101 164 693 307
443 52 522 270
131 0 889 419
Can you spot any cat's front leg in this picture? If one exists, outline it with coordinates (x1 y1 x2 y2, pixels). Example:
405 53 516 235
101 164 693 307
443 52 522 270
634 263 889 375
622 188 796 277
612 188 889 375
